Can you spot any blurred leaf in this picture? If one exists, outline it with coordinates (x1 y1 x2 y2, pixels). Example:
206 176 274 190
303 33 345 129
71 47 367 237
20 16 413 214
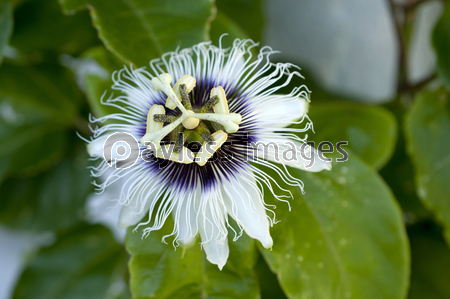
0 117 68 176
10 0 98 59
261 154 409 299
210 12 248 48
380 103 431 225
0 0 13 64
0 63 81 122
0 62 84 176
308 102 398 169
13 224 129 299
433 6 450 90
216 0 263 42
408 221 450 299
0 152 93 232
405 87 450 244
126 219 259 298
59 0 214 67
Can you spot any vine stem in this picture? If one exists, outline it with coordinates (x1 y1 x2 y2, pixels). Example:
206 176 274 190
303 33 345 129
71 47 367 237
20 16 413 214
387 0 408 94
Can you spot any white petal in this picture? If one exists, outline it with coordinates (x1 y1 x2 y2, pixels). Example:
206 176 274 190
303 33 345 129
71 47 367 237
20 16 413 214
87 135 108 157
118 181 158 229
255 96 308 128
174 187 200 247
198 194 229 270
201 235 229 270
258 138 332 172
222 169 273 249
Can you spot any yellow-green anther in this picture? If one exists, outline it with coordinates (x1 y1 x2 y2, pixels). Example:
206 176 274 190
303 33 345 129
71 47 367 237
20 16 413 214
200 95 219 113
153 114 179 123
195 130 228 166
210 86 229 114
166 75 196 110
179 84 193 110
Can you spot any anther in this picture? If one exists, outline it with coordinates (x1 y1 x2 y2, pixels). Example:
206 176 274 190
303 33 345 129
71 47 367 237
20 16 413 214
153 114 179 123
166 75 196 110
179 84 193 110
200 95 220 113
210 86 229 114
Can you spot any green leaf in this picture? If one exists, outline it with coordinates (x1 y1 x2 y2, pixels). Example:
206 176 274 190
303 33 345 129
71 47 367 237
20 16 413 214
0 63 83 176
261 154 409 298
0 0 13 64
59 0 214 67
405 87 450 244
215 0 264 42
0 63 81 123
126 219 259 298
408 221 450 299
380 104 431 225
433 7 450 90
0 117 68 176
10 0 98 58
308 102 398 169
13 224 129 299
0 152 93 232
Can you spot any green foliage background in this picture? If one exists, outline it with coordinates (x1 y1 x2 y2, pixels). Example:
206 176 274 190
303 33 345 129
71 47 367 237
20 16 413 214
0 0 449 298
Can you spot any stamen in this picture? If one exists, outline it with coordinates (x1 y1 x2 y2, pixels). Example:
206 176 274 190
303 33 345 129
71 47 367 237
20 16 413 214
151 74 186 113
179 84 193 110
211 86 229 114
141 114 187 147
146 76 242 164
200 95 219 113
153 114 179 123
196 130 228 166
166 75 196 110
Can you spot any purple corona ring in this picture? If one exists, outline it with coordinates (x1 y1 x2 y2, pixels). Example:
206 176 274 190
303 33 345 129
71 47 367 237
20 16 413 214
85 38 331 269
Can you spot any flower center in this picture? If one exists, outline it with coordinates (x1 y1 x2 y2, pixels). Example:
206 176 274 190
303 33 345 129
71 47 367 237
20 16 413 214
140 73 242 165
